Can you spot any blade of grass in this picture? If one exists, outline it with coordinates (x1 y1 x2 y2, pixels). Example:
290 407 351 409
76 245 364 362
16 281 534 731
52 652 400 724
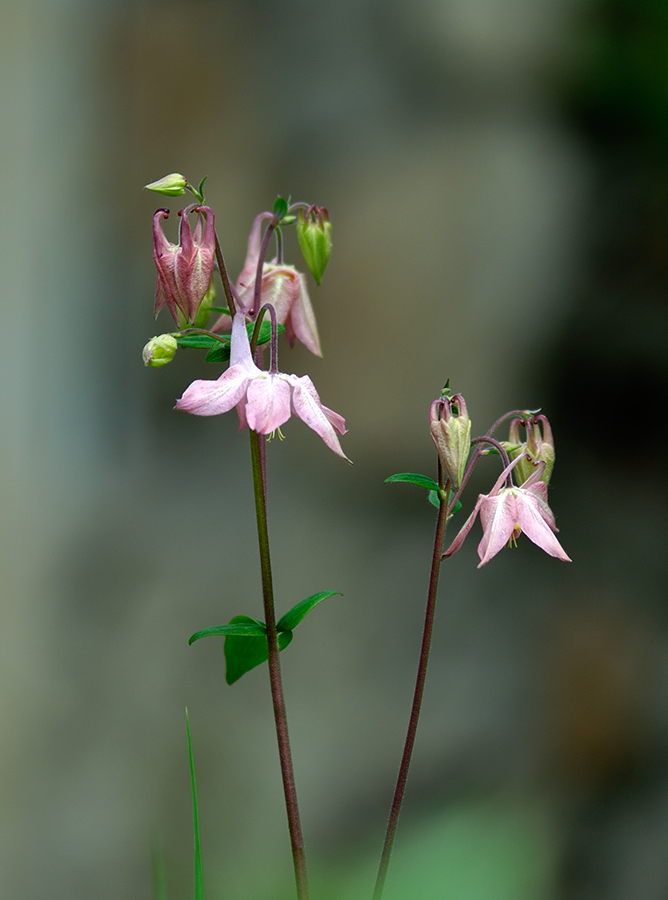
186 709 204 900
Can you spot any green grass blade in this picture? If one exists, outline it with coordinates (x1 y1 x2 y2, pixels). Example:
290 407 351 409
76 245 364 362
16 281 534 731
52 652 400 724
186 709 204 900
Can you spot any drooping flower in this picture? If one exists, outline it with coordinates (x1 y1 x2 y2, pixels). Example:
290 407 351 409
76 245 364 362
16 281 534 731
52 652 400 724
176 312 349 460
506 415 555 486
442 455 570 567
153 205 215 325
213 213 321 356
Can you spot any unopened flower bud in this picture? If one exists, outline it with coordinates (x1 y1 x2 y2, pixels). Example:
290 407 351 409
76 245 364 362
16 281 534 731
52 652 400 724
508 415 555 485
143 334 178 367
297 207 332 285
430 394 471 488
144 173 187 196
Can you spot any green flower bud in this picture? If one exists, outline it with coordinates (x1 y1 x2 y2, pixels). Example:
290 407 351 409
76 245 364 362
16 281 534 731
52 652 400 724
430 394 471 488
144 173 187 197
191 277 216 329
142 334 178 367
297 207 332 285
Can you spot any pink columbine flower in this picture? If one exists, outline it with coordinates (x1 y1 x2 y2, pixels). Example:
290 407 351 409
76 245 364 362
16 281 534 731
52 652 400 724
176 312 349 460
443 455 571 567
213 213 321 356
153 205 215 325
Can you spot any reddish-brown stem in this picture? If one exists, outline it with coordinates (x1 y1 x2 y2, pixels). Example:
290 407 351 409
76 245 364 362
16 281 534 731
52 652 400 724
373 467 451 900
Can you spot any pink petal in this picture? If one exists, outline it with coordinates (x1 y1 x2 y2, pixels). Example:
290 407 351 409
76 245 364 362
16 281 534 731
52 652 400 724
289 375 350 461
515 494 571 561
229 312 261 372
176 365 250 416
245 375 292 434
477 492 518 566
442 494 484 559
288 272 321 356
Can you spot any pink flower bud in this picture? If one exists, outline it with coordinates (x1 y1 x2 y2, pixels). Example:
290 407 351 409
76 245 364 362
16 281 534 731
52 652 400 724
430 394 471 488
153 206 216 326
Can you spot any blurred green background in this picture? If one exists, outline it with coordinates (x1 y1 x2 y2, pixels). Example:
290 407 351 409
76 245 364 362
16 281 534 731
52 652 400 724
1 0 668 898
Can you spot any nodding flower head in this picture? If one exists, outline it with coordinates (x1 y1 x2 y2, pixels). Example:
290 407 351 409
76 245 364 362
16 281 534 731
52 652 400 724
442 454 570 567
153 205 216 326
176 312 349 461
212 213 321 356
507 415 555 486
430 394 471 488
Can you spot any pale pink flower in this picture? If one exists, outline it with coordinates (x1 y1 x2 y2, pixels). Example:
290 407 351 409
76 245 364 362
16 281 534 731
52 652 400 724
443 455 570 567
213 213 321 356
153 205 215 324
176 313 348 460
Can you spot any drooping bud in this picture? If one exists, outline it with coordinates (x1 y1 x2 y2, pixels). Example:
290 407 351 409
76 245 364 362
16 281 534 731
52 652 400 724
296 206 332 285
507 415 555 485
153 206 216 325
430 394 471 488
142 334 178 367
144 173 187 197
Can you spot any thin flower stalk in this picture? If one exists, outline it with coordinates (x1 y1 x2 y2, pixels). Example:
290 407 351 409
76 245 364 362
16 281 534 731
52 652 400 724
373 465 451 900
248 429 309 900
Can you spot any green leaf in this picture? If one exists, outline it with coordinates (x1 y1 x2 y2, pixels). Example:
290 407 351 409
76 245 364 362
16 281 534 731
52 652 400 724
204 344 231 363
206 616 292 685
277 591 342 632
197 176 208 200
176 333 220 350
385 472 439 492
273 196 288 219
186 709 204 900
189 618 267 645
208 307 231 315
428 490 462 514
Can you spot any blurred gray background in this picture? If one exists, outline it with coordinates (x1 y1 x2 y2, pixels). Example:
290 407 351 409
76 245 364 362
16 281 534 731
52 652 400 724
2 0 668 898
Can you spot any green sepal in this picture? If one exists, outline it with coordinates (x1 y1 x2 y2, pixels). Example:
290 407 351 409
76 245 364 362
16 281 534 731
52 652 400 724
280 215 297 225
273 196 289 220
277 591 341 632
385 472 439 492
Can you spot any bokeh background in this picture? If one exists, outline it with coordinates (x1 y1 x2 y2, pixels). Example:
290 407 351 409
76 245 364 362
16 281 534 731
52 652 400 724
2 0 668 898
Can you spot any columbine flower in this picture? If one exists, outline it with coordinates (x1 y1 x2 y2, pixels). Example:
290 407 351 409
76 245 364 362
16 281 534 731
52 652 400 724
213 213 321 356
153 205 215 325
176 312 349 460
507 415 555 486
442 455 570 567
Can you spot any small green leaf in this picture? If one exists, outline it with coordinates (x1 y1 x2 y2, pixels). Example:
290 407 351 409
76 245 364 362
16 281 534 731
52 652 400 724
273 196 288 219
280 214 297 225
207 616 292 685
428 490 440 509
197 176 208 200
176 333 220 350
277 591 342 632
385 472 439 492
189 618 267 645
209 307 231 315
204 344 231 363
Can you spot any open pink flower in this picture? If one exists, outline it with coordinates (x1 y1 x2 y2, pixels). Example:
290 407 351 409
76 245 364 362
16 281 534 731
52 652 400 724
176 313 348 460
153 205 215 324
213 213 321 356
443 455 570 567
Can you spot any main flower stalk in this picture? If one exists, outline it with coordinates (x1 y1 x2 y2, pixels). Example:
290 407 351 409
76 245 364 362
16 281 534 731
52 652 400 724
249 429 309 900
373 465 451 900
